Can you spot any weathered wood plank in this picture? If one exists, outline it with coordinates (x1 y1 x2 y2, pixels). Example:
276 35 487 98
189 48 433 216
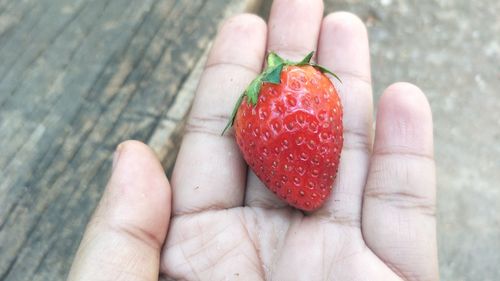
0 0 38 41
0 0 261 280
0 0 86 95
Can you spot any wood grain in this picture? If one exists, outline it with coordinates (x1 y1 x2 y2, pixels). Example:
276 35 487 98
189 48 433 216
0 0 260 280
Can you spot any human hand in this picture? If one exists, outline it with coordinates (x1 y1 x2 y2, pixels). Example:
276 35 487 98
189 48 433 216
68 0 438 280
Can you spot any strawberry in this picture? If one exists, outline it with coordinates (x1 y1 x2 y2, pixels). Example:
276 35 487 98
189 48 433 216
223 52 343 211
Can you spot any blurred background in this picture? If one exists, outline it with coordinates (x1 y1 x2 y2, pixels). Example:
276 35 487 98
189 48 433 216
0 0 498 280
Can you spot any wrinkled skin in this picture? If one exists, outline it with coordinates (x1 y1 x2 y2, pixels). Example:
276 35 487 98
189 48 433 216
164 206 388 280
68 1 438 281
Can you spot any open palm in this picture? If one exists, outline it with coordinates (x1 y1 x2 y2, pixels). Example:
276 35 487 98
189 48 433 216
68 1 438 281
162 1 437 280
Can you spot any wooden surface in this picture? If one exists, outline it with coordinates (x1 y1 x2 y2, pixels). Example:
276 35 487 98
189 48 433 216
0 0 259 280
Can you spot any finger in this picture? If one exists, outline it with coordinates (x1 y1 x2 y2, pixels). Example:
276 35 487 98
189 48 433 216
314 12 373 223
266 0 324 60
362 83 439 281
67 141 171 281
171 14 267 215
245 0 324 208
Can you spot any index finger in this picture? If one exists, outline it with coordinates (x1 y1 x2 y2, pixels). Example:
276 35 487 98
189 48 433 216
171 14 267 215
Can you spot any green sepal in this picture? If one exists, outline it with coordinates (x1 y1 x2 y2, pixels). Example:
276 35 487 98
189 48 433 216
290 52 341 83
313 64 342 83
221 93 245 136
261 63 283 84
296 51 314 65
246 78 262 105
267 52 284 68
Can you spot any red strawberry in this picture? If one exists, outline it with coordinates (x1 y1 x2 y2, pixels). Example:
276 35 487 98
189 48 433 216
223 52 343 211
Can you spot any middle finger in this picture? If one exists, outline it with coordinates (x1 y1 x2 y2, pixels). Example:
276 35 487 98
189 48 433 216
244 0 324 208
314 12 373 224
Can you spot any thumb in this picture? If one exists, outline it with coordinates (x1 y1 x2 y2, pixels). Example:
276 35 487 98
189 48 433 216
68 140 171 281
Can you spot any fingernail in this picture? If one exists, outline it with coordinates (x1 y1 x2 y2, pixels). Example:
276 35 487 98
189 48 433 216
112 143 124 171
